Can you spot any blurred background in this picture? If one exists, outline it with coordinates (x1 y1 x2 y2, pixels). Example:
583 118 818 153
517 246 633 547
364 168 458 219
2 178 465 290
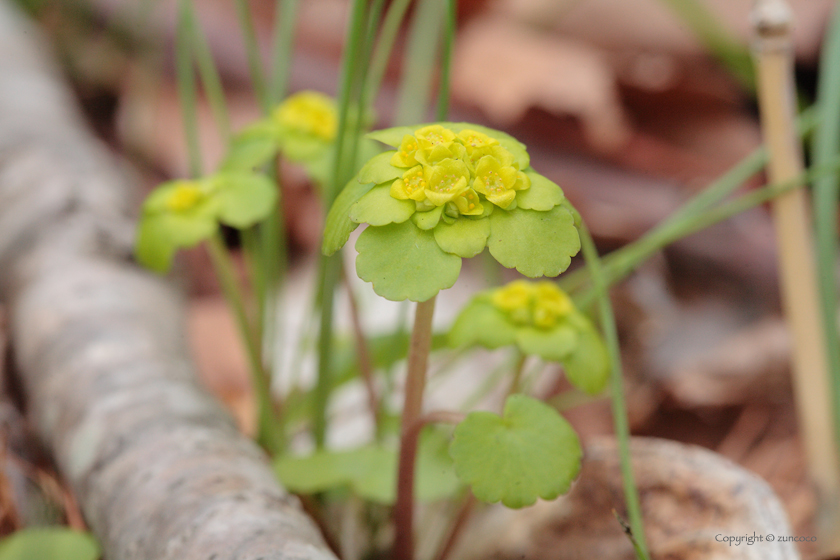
4 0 840 555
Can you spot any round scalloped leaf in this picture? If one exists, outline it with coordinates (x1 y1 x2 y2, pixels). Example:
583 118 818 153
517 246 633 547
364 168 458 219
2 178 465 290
487 206 580 277
349 182 415 226
358 151 404 184
450 394 581 508
220 122 279 172
323 179 376 255
433 217 490 258
412 205 444 230
214 173 278 228
518 170 564 211
449 297 517 349
366 126 418 147
355 221 461 302
0 528 100 560
515 325 578 362
135 212 217 273
562 323 610 395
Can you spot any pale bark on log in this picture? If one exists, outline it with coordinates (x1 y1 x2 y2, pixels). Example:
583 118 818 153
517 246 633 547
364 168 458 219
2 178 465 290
0 3 337 559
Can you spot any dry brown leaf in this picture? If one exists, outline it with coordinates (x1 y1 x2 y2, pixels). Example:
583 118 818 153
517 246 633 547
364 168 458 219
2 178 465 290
453 14 630 151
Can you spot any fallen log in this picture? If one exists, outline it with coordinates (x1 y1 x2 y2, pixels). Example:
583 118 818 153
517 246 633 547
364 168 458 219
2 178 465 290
0 2 336 559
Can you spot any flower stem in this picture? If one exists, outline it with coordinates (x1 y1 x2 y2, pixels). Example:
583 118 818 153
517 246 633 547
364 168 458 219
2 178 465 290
269 0 300 104
394 402 463 560
393 296 437 560
812 3 840 453
206 234 282 453
506 351 527 399
233 0 269 113
435 0 457 122
578 222 649 560
175 0 202 178
313 0 371 448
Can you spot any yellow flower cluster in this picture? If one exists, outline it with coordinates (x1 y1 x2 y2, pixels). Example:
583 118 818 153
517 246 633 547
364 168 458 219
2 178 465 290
165 181 206 213
491 280 574 329
273 91 337 142
389 124 530 216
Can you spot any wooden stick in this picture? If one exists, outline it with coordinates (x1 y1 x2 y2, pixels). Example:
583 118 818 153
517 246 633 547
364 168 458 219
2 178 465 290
752 0 840 551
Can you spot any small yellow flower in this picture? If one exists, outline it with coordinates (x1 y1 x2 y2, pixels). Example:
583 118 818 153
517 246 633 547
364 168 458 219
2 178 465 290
391 165 428 202
274 91 337 141
473 155 523 209
457 129 499 153
491 280 534 325
424 159 470 206
532 282 574 328
414 125 464 165
165 181 206 212
391 135 421 167
463 145 513 173
491 280 573 329
452 188 484 216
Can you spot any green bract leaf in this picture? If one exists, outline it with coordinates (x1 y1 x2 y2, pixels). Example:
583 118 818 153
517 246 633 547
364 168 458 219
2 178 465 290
450 394 581 508
322 179 375 256
518 170 564 211
274 433 460 504
0 528 99 560
349 182 415 226
516 325 578 362
221 122 279 172
358 151 403 184
433 217 490 258
449 297 517 348
563 323 610 395
561 197 582 228
488 205 580 277
366 126 418 147
135 212 217 273
355 221 461 302
412 205 443 230
213 173 278 228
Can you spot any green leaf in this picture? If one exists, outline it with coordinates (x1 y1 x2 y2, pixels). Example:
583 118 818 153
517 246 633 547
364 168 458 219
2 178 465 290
518 170 564 211
449 297 517 349
274 433 460 504
515 325 578 362
280 131 331 162
0 528 99 560
450 394 581 508
355 221 462 302
433 217 490 258
135 212 217 273
488 206 580 277
349 183 415 226
358 151 404 184
213 173 278 228
560 197 582 228
322 179 375 256
412 205 443 230
221 122 279 172
366 126 418 147
562 322 610 395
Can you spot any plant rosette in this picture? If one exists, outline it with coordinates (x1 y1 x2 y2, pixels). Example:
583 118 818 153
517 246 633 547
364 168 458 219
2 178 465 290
135 172 276 273
450 280 609 395
221 90 338 182
322 123 582 302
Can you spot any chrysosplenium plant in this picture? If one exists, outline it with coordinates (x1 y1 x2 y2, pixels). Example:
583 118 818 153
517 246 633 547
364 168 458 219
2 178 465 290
313 122 609 519
323 123 581 301
136 91 336 273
